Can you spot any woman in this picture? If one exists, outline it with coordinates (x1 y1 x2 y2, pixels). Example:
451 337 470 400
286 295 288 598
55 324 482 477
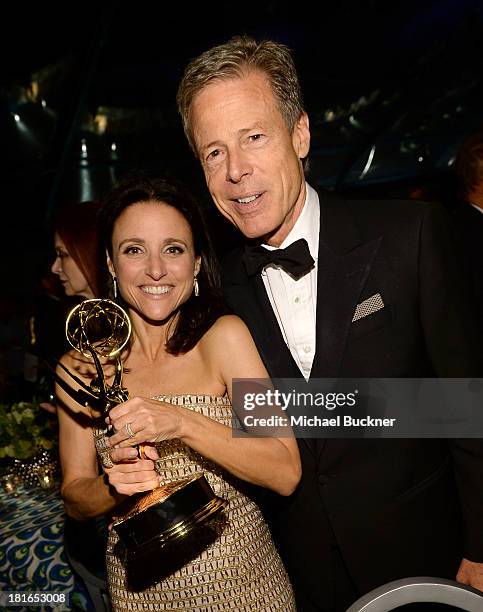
51 200 105 300
56 175 300 611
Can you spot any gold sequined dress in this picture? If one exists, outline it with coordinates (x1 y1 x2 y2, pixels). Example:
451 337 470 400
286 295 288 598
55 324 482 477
106 394 296 611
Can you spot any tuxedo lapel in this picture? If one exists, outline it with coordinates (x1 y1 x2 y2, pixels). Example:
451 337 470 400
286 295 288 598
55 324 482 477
311 237 382 378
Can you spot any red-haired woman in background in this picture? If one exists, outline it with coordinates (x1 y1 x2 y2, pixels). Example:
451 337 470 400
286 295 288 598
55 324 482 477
51 200 105 300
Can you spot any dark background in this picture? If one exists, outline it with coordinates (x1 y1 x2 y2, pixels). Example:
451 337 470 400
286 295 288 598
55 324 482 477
1 0 483 296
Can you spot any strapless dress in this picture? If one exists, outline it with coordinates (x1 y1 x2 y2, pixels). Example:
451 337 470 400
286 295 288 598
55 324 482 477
106 394 296 611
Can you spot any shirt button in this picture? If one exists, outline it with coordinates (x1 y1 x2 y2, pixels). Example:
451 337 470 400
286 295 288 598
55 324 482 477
318 474 329 486
294 296 300 303
303 345 311 353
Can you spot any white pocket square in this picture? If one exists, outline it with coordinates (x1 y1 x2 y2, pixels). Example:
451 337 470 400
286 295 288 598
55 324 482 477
352 293 385 322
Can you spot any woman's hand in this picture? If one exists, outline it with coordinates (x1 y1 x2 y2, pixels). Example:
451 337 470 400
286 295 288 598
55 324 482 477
107 397 184 448
105 445 160 496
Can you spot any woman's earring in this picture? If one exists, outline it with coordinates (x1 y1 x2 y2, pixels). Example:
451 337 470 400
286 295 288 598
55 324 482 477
113 276 118 299
193 276 199 297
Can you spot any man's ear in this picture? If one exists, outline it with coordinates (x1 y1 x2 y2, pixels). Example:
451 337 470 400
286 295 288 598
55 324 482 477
293 112 310 160
194 256 202 277
106 250 115 277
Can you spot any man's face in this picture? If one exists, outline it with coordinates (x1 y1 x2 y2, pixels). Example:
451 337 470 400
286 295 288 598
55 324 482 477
191 71 310 246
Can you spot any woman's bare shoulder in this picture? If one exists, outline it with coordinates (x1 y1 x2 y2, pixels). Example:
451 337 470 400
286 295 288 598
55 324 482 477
202 315 253 348
198 315 261 367
199 315 267 381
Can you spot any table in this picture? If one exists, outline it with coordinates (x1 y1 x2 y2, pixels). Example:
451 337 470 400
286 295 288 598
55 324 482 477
0 485 89 611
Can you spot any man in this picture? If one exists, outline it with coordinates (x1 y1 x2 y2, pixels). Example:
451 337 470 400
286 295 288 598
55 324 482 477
177 36 483 611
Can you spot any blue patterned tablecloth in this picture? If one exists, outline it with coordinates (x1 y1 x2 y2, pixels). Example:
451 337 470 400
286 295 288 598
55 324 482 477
0 485 88 611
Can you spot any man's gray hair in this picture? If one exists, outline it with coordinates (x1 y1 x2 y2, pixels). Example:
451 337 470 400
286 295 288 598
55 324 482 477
177 35 305 154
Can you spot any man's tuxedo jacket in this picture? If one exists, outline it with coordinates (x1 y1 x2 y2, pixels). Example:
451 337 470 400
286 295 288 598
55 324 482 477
222 190 483 604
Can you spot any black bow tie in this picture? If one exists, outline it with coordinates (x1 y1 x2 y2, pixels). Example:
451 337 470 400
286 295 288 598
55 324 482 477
243 238 315 280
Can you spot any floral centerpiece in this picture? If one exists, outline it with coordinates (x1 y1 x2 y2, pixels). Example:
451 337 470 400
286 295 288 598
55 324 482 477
0 400 58 460
0 379 59 488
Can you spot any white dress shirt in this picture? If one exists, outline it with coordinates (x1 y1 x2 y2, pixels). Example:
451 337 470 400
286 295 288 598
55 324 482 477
261 183 320 379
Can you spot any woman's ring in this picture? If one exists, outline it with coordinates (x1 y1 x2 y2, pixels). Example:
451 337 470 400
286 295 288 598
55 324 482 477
125 422 135 439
